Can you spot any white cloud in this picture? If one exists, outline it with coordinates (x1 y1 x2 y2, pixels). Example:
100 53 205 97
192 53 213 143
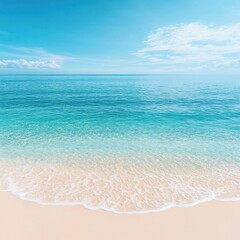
0 59 59 69
136 23 240 70
0 45 69 70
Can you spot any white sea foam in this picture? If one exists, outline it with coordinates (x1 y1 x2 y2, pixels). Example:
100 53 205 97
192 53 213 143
1 155 240 214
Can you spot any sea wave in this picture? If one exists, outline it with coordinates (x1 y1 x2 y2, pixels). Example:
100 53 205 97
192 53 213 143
1 157 240 214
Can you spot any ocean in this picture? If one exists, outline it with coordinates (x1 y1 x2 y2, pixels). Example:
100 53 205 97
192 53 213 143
0 74 239 213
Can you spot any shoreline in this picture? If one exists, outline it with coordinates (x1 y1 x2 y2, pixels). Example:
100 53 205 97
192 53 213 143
2 189 240 214
1 192 240 240
2 160 240 214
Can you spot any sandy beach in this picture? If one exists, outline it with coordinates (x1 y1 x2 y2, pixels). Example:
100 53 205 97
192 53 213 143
0 192 239 240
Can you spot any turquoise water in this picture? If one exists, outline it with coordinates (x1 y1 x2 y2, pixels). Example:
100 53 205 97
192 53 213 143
0 74 240 212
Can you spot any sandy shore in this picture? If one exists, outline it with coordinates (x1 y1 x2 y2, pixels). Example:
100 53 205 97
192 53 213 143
0 192 240 240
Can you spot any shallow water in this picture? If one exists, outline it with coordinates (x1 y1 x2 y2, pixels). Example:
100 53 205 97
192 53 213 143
0 74 239 213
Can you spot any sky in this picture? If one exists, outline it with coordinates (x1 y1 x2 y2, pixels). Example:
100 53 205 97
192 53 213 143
0 0 240 74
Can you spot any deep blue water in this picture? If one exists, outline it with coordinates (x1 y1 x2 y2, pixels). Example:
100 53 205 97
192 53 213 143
0 74 239 160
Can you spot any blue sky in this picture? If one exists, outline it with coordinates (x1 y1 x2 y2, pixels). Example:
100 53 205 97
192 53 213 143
1 0 240 73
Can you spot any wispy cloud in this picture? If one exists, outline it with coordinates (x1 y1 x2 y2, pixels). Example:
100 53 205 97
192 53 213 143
0 59 59 69
0 45 66 70
5 46 65 61
136 22 240 71
0 44 135 73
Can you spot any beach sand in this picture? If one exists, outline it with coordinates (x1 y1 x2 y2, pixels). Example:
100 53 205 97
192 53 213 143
0 192 239 240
